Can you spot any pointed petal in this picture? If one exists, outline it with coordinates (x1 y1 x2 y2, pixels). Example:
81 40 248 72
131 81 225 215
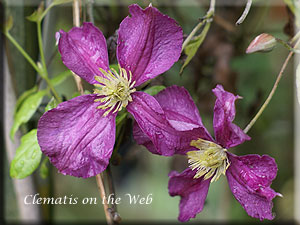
58 22 109 84
37 95 116 178
212 85 250 148
226 153 281 220
117 4 182 87
128 92 200 156
168 168 211 222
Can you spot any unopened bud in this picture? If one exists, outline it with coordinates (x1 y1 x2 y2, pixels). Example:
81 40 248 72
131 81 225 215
246 33 276 54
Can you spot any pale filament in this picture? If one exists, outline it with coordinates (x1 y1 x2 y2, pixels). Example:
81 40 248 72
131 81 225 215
187 138 230 182
93 65 136 116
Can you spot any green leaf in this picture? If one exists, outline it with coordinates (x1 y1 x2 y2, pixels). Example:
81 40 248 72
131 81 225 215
26 2 44 22
50 70 72 86
14 86 38 116
144 85 166 96
52 0 74 6
10 90 47 140
296 62 300 105
39 157 49 179
10 129 42 179
45 97 58 112
180 22 211 74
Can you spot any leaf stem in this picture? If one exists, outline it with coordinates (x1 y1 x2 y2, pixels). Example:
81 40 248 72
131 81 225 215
276 38 300 53
39 4 54 22
243 38 300 133
44 76 62 103
37 21 48 77
291 30 300 44
181 0 215 51
5 32 41 73
36 12 62 103
5 30 62 102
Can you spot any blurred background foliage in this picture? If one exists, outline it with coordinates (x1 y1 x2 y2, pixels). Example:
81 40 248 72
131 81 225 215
4 0 295 223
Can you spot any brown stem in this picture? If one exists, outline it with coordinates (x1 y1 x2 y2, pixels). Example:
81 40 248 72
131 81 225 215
72 0 84 95
106 166 116 211
96 174 113 225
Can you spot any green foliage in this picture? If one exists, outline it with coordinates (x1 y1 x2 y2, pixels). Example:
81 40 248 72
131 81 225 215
10 90 47 140
45 97 58 112
39 157 49 179
14 86 38 115
144 85 166 96
50 70 72 86
180 22 211 74
3 15 13 34
26 2 44 22
10 129 42 179
296 62 300 105
52 0 74 6
27 0 73 23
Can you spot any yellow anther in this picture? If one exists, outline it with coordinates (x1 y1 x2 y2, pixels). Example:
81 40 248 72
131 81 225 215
94 65 136 116
187 138 230 182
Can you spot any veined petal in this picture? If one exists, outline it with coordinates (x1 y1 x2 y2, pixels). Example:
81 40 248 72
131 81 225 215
128 92 200 156
58 22 109 84
132 121 158 155
168 168 211 222
37 95 116 178
226 153 281 220
212 85 250 148
117 4 183 87
155 86 212 139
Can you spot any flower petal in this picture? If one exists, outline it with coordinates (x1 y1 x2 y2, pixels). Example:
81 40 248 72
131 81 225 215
117 4 183 87
58 22 109 84
128 91 200 156
155 86 212 137
212 84 250 148
37 95 116 178
132 121 157 154
168 168 211 222
226 153 281 220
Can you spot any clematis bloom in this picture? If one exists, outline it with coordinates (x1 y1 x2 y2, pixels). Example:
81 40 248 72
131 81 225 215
134 85 281 221
37 4 183 178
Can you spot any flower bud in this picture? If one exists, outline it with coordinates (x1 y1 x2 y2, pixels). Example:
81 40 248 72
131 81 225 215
246 33 277 54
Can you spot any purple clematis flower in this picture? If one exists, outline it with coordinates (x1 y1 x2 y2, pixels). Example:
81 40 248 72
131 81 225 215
37 4 183 178
134 85 281 222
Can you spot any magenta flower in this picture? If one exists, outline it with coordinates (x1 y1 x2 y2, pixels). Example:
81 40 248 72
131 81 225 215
37 4 182 178
134 85 281 221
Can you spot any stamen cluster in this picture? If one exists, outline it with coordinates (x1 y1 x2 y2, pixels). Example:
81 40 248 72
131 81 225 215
94 65 136 116
187 138 230 182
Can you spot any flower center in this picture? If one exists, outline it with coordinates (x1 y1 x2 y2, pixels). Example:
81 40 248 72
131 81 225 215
94 65 136 116
187 138 230 182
